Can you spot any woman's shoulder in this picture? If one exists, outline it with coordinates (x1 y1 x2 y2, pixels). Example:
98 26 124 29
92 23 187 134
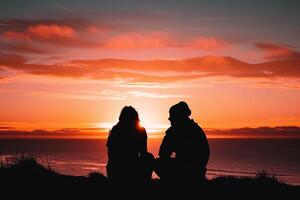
137 126 147 137
107 125 121 140
138 126 146 132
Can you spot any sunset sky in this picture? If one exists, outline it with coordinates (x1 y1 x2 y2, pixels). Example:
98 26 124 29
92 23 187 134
0 0 300 138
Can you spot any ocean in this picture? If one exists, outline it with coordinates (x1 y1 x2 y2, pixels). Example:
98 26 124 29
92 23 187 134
0 138 299 185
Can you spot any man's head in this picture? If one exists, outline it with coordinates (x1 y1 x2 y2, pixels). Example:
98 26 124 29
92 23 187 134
168 101 191 126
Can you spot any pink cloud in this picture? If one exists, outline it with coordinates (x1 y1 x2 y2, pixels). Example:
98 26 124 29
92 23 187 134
2 24 76 42
27 24 76 39
206 126 300 138
256 42 300 60
1 31 32 41
103 32 174 49
0 42 51 54
86 25 111 35
0 19 235 53
0 19 111 51
188 37 229 50
1 53 300 85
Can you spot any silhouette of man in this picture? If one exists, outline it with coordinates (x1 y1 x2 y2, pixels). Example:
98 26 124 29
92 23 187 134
154 101 210 182
106 106 154 183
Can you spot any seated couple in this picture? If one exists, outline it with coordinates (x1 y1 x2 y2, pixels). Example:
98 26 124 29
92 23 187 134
106 101 210 183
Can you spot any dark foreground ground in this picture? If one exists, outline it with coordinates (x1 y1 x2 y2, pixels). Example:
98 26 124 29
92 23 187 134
0 157 299 199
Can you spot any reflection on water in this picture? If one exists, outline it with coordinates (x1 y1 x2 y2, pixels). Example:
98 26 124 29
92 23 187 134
0 138 299 185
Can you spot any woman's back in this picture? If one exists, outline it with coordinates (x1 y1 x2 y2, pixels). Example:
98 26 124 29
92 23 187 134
107 124 147 164
106 106 153 181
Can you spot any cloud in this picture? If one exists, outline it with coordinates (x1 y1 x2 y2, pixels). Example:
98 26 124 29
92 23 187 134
206 126 300 138
2 24 76 42
1 25 88 48
0 64 18 81
188 37 229 50
30 90 184 101
126 91 185 99
1 31 31 41
256 42 300 60
27 24 76 39
96 90 182 100
72 55 300 79
103 32 175 49
255 59 300 77
0 54 300 85
0 53 26 65
0 40 51 54
0 18 236 59
0 128 113 139
1 126 299 139
103 33 230 50
0 127 13 129
1 18 233 52
0 128 107 139
0 18 105 32
0 18 110 53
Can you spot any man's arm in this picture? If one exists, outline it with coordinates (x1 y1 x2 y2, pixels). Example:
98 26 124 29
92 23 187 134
198 126 210 166
159 130 174 159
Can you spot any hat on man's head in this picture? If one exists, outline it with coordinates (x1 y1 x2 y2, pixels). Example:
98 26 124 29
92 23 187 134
169 101 191 118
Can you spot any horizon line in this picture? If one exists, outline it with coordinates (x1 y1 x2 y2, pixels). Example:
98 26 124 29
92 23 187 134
1 125 300 139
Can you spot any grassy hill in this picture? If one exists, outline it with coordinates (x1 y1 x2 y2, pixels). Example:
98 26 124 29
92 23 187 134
0 156 299 199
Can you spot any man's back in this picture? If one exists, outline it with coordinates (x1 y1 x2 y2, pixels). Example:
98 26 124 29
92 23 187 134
160 119 210 167
155 101 210 181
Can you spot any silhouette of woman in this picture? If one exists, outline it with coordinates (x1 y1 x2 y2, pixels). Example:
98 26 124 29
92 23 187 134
106 106 154 182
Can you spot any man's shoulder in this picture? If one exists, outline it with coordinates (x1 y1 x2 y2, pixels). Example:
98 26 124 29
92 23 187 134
165 127 173 135
189 119 206 134
190 119 201 128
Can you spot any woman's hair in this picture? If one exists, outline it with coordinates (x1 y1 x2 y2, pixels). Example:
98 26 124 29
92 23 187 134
118 106 140 126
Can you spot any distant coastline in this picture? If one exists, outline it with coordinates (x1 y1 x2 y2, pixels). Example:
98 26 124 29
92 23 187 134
1 126 300 139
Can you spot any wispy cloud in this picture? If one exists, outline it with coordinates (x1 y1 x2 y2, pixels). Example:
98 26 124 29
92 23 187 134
103 31 175 49
0 18 110 54
255 42 300 60
206 126 300 138
1 53 300 86
1 126 299 139
127 91 185 99
187 36 230 50
0 18 235 53
0 128 106 139
30 89 185 101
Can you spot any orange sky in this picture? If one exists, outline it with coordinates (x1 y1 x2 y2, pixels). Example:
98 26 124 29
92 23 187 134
1 56 300 131
0 1 300 138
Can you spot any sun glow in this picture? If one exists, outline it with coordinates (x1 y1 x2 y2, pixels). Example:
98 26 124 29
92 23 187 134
95 120 167 134
95 122 116 130
138 120 168 133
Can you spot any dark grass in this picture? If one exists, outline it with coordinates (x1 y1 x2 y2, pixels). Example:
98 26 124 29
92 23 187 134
0 156 299 199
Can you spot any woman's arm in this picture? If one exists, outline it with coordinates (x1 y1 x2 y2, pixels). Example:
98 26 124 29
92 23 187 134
139 127 148 156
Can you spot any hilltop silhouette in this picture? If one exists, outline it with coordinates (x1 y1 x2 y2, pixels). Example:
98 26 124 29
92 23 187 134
0 156 299 199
